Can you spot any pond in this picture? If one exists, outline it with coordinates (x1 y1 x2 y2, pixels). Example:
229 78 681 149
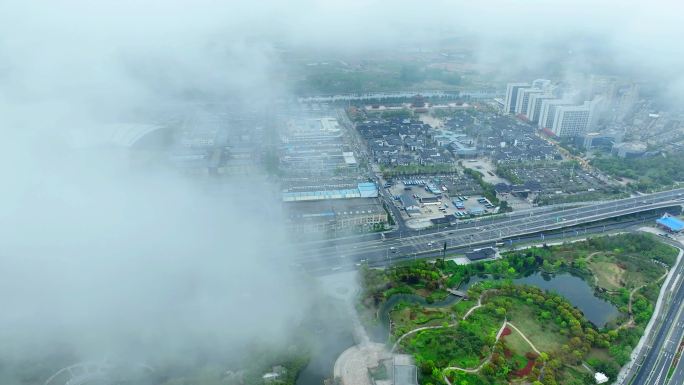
462 272 620 327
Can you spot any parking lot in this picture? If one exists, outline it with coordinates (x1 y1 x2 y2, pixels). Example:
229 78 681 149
385 176 498 229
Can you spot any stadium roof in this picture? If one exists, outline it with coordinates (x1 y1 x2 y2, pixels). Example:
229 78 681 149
657 215 684 232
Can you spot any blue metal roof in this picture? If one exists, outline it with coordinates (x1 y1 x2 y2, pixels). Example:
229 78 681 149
657 216 684 231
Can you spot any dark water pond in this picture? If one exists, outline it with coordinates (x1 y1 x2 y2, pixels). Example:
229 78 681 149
462 272 620 327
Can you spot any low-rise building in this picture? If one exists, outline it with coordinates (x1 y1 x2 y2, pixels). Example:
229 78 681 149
611 142 647 158
656 214 684 233
286 198 388 233
466 247 497 261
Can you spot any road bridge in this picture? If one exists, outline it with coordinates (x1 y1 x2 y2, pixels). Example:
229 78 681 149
291 188 684 274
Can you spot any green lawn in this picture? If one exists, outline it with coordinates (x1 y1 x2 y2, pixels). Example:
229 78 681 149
451 299 477 318
507 304 567 354
589 257 624 291
404 307 503 369
390 305 450 337
503 327 535 356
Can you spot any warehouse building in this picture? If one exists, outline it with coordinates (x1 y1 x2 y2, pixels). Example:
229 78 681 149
282 182 378 202
656 214 684 233
286 198 388 233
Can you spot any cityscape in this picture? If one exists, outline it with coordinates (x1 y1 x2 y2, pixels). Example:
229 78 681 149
1 2 684 385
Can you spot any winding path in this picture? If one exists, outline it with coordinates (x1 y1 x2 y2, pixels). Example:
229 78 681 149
391 323 456 353
442 319 508 374
442 320 545 385
618 269 669 330
391 290 491 353
506 322 542 355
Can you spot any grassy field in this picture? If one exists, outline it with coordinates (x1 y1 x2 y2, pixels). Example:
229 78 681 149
503 327 535 356
507 305 566 354
390 305 450 337
451 299 477 318
560 365 593 385
588 252 667 292
589 257 625 290
586 347 613 362
403 306 503 369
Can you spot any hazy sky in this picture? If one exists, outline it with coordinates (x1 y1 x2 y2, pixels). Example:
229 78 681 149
0 0 682 381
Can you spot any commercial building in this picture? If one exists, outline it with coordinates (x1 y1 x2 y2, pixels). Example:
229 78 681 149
611 142 647 158
504 83 530 114
577 132 617 150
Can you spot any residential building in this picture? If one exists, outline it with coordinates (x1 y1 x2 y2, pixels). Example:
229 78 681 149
527 94 556 123
539 99 573 131
504 83 530 114
550 101 596 137
515 88 545 116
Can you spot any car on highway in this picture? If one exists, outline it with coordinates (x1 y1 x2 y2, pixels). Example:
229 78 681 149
390 247 397 253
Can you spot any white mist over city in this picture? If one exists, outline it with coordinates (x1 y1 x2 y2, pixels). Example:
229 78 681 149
1 1 684 385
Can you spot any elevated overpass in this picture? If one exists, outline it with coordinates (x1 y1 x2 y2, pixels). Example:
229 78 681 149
291 188 684 274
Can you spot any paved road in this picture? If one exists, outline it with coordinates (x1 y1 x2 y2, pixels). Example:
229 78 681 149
623 239 684 385
670 340 684 385
292 188 684 274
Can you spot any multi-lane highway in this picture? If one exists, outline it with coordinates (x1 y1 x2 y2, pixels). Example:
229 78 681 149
669 336 684 385
622 237 684 385
292 188 684 274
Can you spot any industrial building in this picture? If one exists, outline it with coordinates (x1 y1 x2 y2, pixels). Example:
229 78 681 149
656 214 684 233
282 182 378 202
280 117 360 177
285 198 388 233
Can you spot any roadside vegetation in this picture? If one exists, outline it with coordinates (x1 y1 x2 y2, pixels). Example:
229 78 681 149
590 152 684 192
462 167 499 206
359 233 679 385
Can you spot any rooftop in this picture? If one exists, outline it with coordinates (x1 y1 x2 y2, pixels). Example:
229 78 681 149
657 215 684 232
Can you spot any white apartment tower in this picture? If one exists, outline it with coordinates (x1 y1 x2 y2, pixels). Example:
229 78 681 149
516 88 545 117
539 99 572 131
504 83 530 114
550 100 597 137
527 94 556 123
